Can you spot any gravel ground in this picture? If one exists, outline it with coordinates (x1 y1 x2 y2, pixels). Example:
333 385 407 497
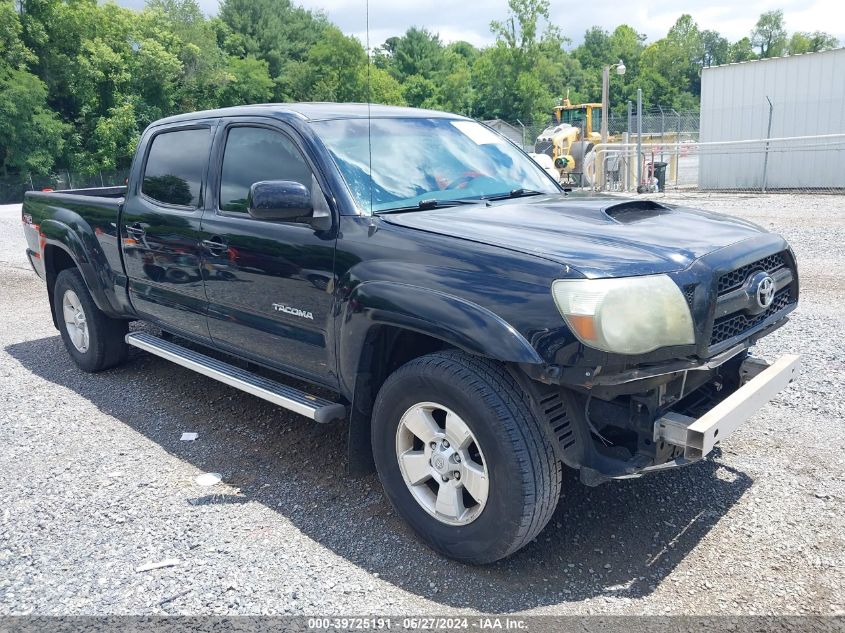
0 195 843 616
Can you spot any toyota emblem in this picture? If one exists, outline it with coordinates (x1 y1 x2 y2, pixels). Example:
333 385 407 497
756 275 775 309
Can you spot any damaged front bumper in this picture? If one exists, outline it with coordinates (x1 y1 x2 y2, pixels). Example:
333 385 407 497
525 351 802 486
613 354 800 480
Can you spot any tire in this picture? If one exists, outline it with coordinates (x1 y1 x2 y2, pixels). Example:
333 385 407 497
371 350 561 564
53 268 129 373
582 149 596 187
570 141 595 187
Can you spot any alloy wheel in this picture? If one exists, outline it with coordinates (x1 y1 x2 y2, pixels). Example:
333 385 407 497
395 402 489 526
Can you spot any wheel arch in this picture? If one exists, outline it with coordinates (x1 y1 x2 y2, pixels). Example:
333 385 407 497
40 218 125 327
43 241 88 330
338 281 544 476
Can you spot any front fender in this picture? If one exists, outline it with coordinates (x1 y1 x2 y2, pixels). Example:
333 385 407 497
337 280 543 396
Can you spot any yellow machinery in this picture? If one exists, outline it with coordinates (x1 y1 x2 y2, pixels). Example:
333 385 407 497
553 100 602 143
534 99 602 185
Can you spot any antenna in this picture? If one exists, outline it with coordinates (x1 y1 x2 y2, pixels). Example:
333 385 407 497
366 0 373 214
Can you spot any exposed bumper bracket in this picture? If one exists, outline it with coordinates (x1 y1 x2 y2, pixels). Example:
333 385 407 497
653 354 800 461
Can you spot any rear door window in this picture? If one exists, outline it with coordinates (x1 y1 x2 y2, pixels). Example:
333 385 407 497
142 128 211 207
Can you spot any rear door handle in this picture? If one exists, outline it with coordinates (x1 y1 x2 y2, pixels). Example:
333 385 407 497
202 236 229 255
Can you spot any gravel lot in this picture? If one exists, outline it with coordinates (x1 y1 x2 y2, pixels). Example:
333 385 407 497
0 195 843 616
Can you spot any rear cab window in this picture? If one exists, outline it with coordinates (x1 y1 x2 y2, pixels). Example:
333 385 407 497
142 128 211 207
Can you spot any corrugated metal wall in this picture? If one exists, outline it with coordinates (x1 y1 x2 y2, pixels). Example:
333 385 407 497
700 48 845 190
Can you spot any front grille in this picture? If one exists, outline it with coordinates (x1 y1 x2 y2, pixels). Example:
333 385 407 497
710 288 792 346
716 252 786 295
682 283 696 308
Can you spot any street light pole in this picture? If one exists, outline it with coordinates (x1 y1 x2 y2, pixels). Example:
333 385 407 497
601 60 625 145
601 65 610 144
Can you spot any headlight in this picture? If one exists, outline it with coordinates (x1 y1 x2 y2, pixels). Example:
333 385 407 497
551 275 694 355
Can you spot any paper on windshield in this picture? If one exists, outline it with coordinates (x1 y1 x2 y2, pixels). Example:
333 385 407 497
451 121 507 146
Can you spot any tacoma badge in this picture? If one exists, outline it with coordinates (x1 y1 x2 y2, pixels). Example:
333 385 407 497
272 303 314 320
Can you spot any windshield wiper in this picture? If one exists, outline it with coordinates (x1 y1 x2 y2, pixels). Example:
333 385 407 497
483 188 546 201
376 198 487 214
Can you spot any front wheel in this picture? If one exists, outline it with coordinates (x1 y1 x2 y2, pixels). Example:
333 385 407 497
371 351 561 563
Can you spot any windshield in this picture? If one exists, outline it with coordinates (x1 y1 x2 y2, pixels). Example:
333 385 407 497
310 117 560 213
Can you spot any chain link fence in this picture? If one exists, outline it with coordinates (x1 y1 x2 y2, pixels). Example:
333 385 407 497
489 108 701 153
593 134 845 194
0 169 129 204
492 109 845 194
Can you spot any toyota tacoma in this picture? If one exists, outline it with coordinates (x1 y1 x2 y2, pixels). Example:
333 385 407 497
21 104 800 563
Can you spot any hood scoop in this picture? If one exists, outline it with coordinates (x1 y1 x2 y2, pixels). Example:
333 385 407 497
603 200 671 224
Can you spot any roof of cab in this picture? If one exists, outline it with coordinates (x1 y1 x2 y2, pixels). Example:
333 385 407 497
152 102 467 126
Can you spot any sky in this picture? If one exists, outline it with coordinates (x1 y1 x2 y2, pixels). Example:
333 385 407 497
158 0 845 49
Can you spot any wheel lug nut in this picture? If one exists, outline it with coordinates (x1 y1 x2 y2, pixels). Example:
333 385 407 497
454 454 461 463
429 442 436 450
442 440 450 448
441 475 448 482
454 472 461 480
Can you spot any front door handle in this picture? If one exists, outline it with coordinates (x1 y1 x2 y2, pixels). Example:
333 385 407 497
202 236 229 256
126 223 145 237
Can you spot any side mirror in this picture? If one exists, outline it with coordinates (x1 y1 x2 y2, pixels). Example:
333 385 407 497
248 180 313 222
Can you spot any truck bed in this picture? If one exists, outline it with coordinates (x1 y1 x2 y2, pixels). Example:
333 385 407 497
25 185 127 202
22 186 129 317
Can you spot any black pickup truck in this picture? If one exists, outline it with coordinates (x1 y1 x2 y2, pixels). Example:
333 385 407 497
22 103 800 563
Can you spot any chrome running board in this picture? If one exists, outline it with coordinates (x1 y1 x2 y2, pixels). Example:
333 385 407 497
125 332 346 424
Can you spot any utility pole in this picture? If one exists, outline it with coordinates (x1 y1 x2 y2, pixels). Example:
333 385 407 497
636 89 643 192
626 100 632 191
601 66 609 144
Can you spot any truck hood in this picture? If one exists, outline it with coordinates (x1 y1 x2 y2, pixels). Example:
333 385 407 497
381 195 769 278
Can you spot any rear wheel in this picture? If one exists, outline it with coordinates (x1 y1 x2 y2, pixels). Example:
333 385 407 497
371 350 561 563
54 268 128 372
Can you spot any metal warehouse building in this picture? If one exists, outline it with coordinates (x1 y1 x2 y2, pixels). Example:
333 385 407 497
699 48 845 190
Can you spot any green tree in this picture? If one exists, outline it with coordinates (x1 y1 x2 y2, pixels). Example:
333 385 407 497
284 27 403 106
729 37 757 62
701 30 729 67
1 0 36 69
473 0 561 122
665 15 704 93
366 66 406 106
401 74 438 108
0 66 66 175
219 0 328 97
446 41 479 65
571 25 644 113
435 49 475 114
91 102 139 171
145 0 229 111
382 27 446 81
751 10 788 58
216 55 274 107
632 15 703 108
787 31 839 55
